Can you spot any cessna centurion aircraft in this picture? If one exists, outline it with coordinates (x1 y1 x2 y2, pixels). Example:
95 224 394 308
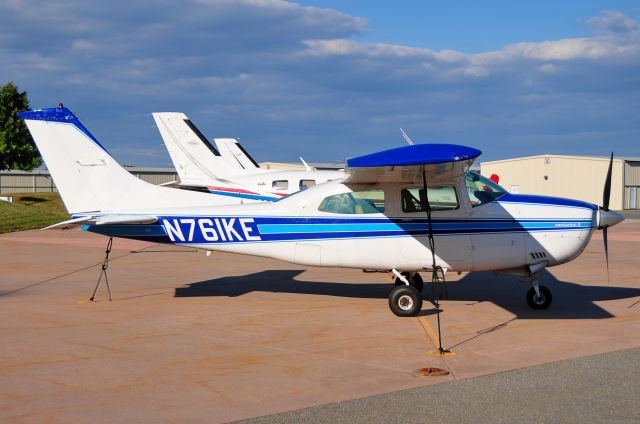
152 112 345 201
19 106 624 318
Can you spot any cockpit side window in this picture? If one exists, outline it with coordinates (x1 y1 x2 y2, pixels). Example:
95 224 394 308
401 186 459 213
465 171 507 207
318 190 385 214
299 179 316 191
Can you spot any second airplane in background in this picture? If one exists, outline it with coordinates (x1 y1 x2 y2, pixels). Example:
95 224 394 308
153 112 345 202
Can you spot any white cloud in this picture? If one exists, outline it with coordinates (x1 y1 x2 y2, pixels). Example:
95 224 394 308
499 38 638 61
587 10 639 34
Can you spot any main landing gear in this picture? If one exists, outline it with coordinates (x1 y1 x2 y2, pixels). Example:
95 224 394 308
393 271 424 292
389 285 422 317
389 269 424 317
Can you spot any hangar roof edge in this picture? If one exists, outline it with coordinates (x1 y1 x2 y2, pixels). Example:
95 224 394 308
481 154 640 165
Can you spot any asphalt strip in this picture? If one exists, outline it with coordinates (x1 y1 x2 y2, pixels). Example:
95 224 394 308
238 348 640 424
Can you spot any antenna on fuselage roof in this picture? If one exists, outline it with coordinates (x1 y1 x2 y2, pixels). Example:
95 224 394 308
400 128 414 145
299 157 313 172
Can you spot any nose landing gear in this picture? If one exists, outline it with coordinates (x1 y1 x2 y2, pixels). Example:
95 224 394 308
524 275 552 309
526 285 552 309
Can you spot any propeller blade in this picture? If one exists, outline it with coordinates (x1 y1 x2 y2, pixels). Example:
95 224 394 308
603 152 613 211
603 226 610 284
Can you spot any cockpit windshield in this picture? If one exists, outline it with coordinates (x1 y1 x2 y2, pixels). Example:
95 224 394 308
465 171 508 207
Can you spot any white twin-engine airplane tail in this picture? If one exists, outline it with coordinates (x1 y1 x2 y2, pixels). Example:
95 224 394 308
152 112 249 185
19 106 624 318
214 137 261 171
152 112 345 201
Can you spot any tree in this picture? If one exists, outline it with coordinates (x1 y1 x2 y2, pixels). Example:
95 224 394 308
0 82 41 170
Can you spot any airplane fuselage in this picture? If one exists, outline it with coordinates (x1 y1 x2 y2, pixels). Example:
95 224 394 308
81 179 598 274
204 169 345 201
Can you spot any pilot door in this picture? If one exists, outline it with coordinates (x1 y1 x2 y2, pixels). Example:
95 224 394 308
397 183 473 269
467 187 525 271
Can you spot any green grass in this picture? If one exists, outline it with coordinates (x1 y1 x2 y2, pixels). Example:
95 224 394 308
0 192 69 234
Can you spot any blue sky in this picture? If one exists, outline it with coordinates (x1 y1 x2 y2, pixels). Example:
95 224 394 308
1 0 639 166
298 1 640 51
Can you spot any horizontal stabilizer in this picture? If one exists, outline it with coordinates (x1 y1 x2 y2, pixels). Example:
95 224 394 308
94 215 158 226
42 216 94 230
43 215 158 230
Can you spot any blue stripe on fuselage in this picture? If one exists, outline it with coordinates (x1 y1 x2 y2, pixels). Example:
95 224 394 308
81 216 594 245
497 193 598 210
207 189 279 202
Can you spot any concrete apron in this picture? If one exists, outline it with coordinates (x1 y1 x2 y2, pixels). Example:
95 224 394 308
1 221 639 423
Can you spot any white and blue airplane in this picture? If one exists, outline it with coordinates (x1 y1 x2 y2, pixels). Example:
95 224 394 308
152 112 345 201
19 106 624 318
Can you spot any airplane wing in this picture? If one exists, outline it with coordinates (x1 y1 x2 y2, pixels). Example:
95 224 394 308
343 144 481 184
43 215 158 230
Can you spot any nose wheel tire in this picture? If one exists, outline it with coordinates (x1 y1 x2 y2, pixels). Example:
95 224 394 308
394 272 424 292
389 285 423 317
526 285 552 309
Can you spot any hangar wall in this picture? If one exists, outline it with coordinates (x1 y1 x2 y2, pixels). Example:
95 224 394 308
480 155 626 210
624 161 640 209
0 168 178 194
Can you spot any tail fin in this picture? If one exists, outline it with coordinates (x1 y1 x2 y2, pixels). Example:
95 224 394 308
214 138 261 170
152 112 246 186
19 107 233 214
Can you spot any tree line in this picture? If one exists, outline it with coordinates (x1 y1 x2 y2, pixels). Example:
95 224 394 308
0 82 41 171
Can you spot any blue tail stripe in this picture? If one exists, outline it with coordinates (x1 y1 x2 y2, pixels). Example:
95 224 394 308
18 107 110 154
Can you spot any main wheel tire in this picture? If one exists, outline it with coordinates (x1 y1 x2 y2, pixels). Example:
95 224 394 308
411 273 424 292
389 285 423 317
394 272 424 292
526 285 552 309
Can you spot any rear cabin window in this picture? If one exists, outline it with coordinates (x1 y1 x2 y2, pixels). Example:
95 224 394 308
272 180 289 190
401 186 459 213
318 190 385 214
299 179 316 191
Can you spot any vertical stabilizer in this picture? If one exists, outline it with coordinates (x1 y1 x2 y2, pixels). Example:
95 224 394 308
152 113 244 185
19 107 235 214
215 138 261 171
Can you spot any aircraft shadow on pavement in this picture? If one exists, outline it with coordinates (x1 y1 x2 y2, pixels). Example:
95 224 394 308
175 269 640 320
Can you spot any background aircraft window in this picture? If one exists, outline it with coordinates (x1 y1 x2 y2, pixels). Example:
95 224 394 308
272 180 289 190
299 179 316 191
465 171 508 207
318 190 385 214
401 186 458 212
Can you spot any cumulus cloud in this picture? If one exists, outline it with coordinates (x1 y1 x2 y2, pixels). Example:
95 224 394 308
0 1 639 164
587 10 639 34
